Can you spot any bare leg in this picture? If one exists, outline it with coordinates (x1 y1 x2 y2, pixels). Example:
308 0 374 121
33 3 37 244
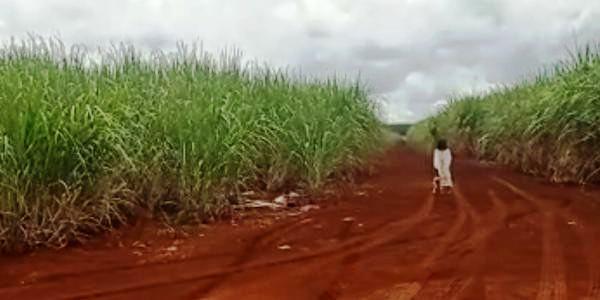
432 177 441 194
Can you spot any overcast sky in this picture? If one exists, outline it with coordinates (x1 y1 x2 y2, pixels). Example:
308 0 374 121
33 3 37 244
1 0 600 123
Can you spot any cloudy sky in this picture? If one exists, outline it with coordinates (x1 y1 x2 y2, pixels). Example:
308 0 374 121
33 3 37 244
1 0 600 123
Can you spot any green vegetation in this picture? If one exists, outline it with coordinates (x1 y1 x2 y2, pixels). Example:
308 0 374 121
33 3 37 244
408 44 600 184
0 37 385 252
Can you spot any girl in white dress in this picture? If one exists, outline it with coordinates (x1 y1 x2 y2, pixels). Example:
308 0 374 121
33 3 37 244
433 139 453 194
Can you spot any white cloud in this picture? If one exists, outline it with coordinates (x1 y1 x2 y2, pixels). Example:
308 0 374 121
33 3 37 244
433 99 448 108
1 0 600 123
378 89 415 123
405 72 436 97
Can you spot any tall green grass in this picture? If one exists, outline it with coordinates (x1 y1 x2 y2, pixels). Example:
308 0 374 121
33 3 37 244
407 44 600 184
0 37 385 252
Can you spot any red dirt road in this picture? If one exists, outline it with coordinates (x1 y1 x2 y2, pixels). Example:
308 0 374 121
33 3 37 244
2 147 600 300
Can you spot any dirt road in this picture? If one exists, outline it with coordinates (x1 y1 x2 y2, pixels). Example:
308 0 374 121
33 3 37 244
2 147 600 299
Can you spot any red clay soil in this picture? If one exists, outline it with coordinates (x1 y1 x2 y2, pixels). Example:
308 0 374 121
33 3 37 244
2 147 600 300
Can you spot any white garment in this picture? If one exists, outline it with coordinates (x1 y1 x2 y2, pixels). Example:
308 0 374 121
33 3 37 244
433 149 453 187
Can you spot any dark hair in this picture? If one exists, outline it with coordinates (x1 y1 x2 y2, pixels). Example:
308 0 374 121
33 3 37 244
436 139 448 150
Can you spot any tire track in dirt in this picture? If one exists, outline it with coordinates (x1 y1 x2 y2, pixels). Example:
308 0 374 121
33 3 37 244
477 190 520 299
424 187 481 300
199 193 436 300
3 147 599 300
195 194 437 300
0 245 362 300
316 194 437 299
183 215 322 298
435 189 508 300
420 191 469 271
493 177 567 300
0 209 397 298
410 184 513 300
194 218 358 300
5 209 402 292
316 220 360 300
0 194 435 300
412 187 471 299
566 197 600 300
583 230 600 300
495 177 600 300
584 242 600 300
361 282 422 300
538 212 567 300
0 216 310 291
0 217 359 300
345 194 436 255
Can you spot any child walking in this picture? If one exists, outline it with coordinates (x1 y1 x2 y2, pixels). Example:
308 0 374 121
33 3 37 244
433 139 453 194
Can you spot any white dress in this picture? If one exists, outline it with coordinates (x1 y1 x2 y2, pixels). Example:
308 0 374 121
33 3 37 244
433 149 453 187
